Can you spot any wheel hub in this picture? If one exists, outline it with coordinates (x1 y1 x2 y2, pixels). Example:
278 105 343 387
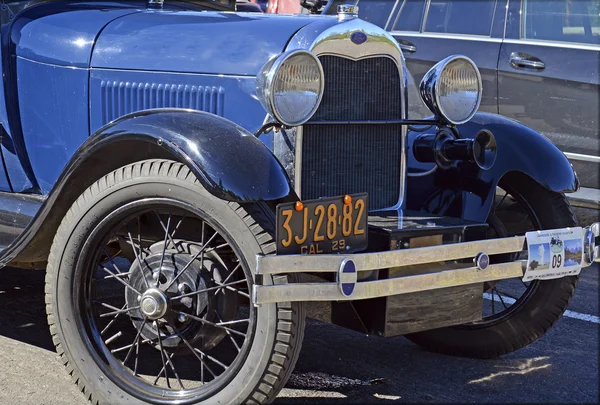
140 288 168 320
124 241 237 351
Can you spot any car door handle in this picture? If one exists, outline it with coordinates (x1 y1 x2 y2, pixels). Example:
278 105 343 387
397 39 417 53
509 52 545 70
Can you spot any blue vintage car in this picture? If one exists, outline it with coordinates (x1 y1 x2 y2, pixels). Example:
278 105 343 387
0 1 598 404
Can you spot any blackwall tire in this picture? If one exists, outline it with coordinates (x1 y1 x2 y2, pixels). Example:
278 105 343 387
406 175 579 359
45 159 305 404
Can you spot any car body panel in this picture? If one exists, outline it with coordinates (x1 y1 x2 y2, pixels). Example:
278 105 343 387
500 0 600 189
89 68 266 138
385 0 508 115
0 108 294 267
406 112 580 222
91 10 315 75
362 0 599 192
0 0 581 267
9 2 143 67
17 58 89 193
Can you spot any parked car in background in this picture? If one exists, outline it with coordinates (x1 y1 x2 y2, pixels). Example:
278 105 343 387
352 0 600 208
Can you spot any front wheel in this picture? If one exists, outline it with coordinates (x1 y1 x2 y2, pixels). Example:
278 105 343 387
45 159 305 404
406 174 579 359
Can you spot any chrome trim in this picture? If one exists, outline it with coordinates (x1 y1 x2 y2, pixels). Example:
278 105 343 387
383 0 402 31
256 235 525 275
254 262 525 304
256 50 325 127
337 4 359 20
390 31 503 43
294 125 303 196
502 39 600 52
419 55 483 125
253 222 600 304
296 18 408 210
565 186 600 209
564 152 600 164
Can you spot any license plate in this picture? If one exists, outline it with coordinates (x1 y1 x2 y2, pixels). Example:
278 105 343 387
524 227 584 282
276 194 368 255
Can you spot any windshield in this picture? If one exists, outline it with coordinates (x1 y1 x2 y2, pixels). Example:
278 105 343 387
1 0 235 21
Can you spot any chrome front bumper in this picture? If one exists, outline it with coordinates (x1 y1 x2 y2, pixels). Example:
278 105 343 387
253 223 600 305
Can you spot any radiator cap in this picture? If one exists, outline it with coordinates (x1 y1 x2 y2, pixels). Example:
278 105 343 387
338 4 359 20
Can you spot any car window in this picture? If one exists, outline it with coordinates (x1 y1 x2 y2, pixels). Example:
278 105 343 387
359 1 399 28
523 0 600 45
424 0 497 36
392 0 427 32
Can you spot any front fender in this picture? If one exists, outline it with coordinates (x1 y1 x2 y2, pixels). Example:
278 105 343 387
3 109 293 266
407 113 579 222
81 109 293 202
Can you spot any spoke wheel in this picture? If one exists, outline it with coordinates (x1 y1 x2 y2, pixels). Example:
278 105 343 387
46 159 305 405
405 173 579 358
466 183 541 326
79 200 254 400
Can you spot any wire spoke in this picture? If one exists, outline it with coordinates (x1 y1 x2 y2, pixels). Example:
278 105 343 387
216 282 250 299
214 311 242 353
156 211 173 288
154 321 171 388
104 271 132 280
101 304 128 335
495 192 508 211
494 287 509 309
215 318 250 327
169 323 217 380
127 227 150 289
175 310 246 338
122 317 148 365
100 248 125 275
99 265 141 295
99 306 140 318
172 280 248 301
164 231 219 290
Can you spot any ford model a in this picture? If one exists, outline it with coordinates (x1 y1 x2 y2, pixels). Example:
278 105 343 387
0 1 598 404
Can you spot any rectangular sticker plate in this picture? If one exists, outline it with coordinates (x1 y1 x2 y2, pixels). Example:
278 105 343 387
524 227 584 282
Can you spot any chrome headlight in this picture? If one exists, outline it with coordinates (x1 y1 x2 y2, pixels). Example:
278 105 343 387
257 50 324 127
420 55 482 125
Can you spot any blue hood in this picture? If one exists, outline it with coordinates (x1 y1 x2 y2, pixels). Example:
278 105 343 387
91 11 317 76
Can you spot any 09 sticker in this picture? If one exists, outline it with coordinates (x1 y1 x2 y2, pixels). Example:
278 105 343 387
524 227 584 282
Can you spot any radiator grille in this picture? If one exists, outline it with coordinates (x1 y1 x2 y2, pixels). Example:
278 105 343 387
301 56 402 210
100 81 225 125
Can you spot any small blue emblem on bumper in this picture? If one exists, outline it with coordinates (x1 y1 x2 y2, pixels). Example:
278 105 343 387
338 258 357 297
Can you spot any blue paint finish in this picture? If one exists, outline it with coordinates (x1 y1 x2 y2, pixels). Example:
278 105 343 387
0 144 10 192
1 135 34 192
90 69 267 143
17 58 89 193
92 11 316 75
99 80 224 125
406 113 579 223
10 2 144 67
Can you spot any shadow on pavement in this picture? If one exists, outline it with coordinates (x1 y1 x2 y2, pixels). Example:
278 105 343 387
0 267 54 351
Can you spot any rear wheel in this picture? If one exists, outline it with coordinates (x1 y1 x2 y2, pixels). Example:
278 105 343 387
406 174 579 358
45 159 305 404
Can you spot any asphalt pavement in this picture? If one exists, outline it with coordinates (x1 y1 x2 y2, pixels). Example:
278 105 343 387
0 208 597 404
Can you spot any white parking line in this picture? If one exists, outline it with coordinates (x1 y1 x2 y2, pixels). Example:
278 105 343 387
483 293 600 324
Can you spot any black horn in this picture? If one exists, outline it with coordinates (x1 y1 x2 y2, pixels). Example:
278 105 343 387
413 129 497 170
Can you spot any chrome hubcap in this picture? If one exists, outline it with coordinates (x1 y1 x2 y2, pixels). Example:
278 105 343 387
140 288 169 320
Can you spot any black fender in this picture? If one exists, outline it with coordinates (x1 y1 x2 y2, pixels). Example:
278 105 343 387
84 109 293 202
406 112 579 223
2 109 293 267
